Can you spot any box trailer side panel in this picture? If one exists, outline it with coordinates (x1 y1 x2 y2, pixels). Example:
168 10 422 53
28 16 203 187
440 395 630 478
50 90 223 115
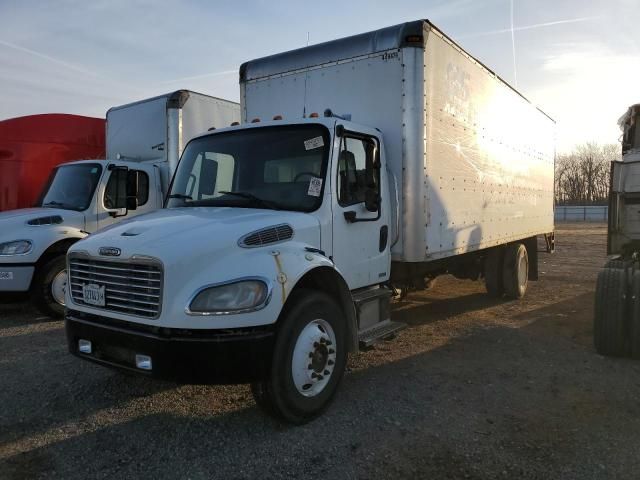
181 93 241 150
422 26 555 261
106 96 168 162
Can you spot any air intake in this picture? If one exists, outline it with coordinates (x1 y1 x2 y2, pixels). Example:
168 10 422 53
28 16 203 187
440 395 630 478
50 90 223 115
27 215 63 226
239 224 294 248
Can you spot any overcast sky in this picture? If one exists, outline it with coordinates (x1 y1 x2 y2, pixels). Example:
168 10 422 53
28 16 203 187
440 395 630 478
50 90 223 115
0 0 638 153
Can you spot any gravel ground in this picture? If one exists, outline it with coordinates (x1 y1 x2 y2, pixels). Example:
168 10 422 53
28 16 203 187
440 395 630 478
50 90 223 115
2 223 640 479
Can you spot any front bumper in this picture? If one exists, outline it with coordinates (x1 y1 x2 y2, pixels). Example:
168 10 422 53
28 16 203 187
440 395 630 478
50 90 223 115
0 264 34 292
65 310 275 384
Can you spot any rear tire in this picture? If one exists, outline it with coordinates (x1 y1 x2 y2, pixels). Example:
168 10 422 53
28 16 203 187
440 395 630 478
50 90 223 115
594 267 630 357
502 243 529 299
484 248 504 297
32 255 67 319
251 289 347 424
630 271 640 359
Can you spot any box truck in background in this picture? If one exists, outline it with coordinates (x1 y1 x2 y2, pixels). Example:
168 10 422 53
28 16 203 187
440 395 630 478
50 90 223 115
0 90 239 317
0 114 105 211
65 20 555 423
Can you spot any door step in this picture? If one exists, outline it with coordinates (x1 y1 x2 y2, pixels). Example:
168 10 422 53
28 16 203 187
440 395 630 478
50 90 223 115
358 320 406 348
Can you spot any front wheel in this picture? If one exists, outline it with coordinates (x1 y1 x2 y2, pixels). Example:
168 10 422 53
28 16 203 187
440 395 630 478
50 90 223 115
32 255 67 318
251 290 347 424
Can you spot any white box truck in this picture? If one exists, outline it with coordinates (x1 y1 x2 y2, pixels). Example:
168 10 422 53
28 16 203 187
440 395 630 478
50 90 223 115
65 20 555 423
0 90 239 317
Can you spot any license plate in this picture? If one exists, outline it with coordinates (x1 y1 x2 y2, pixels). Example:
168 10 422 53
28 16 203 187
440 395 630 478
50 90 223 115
0 271 13 280
82 283 106 306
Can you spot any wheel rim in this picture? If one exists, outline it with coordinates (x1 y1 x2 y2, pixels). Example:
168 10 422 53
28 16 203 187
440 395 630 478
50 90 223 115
51 269 68 306
517 253 528 289
291 318 337 397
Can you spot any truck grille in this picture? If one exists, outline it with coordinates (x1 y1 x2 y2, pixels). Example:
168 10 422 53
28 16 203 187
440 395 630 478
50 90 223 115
68 256 162 319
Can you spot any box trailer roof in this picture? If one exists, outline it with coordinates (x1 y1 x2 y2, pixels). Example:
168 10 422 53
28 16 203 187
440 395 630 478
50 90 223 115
240 19 553 122
107 89 238 114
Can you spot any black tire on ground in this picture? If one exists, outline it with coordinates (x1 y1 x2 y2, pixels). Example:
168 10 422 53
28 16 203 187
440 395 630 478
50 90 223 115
630 271 640 359
502 243 529 299
484 248 505 297
251 289 347 424
594 267 630 357
31 255 67 318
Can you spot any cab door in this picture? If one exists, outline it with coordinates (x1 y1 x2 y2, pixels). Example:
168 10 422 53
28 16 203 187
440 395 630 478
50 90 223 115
331 128 390 289
96 163 158 230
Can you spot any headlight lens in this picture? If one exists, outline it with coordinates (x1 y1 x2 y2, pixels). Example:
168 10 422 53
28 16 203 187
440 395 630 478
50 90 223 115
189 279 269 314
0 240 33 256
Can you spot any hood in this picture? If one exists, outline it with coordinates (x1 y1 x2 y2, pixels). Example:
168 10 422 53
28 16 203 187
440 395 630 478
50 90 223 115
0 207 85 242
71 207 321 264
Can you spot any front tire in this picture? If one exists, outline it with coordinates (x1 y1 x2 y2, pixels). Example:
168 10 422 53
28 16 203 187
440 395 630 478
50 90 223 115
251 290 347 424
594 267 629 357
32 255 67 318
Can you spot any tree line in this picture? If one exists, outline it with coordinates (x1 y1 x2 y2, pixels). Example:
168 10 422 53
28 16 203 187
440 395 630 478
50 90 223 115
555 143 620 206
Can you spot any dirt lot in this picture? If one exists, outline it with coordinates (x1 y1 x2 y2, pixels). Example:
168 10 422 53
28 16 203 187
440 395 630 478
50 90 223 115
2 223 640 479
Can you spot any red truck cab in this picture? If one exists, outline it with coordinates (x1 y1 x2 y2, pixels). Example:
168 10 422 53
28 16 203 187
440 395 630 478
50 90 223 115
0 114 105 211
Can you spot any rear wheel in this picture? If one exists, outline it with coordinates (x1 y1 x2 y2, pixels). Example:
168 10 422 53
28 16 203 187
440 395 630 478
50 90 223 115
251 290 347 424
594 267 630 357
32 255 67 318
484 248 504 297
630 271 640 359
502 243 529 299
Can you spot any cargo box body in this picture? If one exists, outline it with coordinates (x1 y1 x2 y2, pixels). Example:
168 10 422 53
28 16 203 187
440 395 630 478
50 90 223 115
241 20 555 263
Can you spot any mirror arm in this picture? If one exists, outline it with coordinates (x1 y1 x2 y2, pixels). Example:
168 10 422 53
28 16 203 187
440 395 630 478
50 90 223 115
344 206 382 223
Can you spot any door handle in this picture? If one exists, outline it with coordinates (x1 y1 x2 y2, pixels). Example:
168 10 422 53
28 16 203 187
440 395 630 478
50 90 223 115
379 225 388 252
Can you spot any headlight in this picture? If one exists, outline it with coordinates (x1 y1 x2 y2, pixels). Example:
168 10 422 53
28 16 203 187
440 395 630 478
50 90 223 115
0 240 33 256
188 279 269 314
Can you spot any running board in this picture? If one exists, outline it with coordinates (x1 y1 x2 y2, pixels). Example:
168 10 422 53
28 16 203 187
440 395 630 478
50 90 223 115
358 320 406 348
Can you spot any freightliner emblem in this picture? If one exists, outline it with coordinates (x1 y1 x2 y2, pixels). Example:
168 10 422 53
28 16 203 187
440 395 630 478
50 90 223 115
99 247 121 257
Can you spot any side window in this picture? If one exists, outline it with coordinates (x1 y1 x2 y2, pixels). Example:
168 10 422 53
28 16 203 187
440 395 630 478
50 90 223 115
133 171 149 206
104 169 127 209
104 169 149 208
337 137 378 206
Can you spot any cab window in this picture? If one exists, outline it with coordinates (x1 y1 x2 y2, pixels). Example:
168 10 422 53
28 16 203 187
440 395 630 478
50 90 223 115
337 136 379 207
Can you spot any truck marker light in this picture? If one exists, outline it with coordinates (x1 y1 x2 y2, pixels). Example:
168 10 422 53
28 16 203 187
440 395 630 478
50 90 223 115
135 354 152 371
273 115 283 120
78 339 92 354
251 118 261 123
309 112 319 118
230 121 240 126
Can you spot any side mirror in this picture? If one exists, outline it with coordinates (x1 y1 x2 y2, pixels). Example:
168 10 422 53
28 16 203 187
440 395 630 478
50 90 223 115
364 188 379 212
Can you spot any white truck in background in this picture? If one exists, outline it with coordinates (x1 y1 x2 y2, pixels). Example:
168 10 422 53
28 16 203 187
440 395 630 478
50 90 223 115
594 104 640 358
65 20 555 423
0 90 239 317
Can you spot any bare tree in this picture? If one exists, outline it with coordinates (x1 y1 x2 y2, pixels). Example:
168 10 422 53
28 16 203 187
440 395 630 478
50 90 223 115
555 142 620 205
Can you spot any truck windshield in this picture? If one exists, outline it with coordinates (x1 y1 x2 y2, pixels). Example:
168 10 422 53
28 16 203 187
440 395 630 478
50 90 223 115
39 163 102 211
166 124 330 212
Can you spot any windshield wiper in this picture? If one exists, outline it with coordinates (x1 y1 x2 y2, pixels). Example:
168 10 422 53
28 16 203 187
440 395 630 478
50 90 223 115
219 191 282 210
42 201 66 207
167 194 193 200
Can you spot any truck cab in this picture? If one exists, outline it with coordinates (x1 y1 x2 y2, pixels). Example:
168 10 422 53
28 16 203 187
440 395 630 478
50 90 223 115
0 158 163 316
65 116 399 423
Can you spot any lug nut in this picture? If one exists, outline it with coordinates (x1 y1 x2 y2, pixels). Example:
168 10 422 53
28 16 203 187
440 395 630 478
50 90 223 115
308 352 314 358
328 360 334 366
308 364 313 370
329 349 335 354
317 375 324 380
324 370 330 375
